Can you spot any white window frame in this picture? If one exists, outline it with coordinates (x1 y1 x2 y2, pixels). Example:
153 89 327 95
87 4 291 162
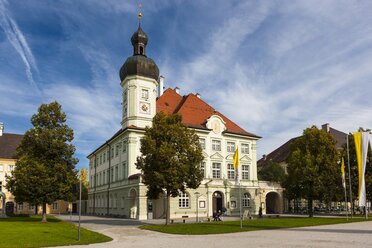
200 162 205 178
52 202 58 210
241 143 249 154
212 140 221 151
141 89 149 100
212 163 221 179
199 138 206 149
0 165 3 172
18 203 23 211
178 192 190 208
227 164 235 180
242 165 249 180
227 142 235 153
242 193 250 207
29 203 35 210
8 165 14 171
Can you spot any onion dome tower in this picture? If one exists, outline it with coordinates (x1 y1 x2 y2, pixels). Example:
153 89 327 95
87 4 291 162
119 9 159 129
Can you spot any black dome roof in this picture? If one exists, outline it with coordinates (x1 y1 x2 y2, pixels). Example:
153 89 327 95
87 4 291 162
120 27 159 81
120 55 159 81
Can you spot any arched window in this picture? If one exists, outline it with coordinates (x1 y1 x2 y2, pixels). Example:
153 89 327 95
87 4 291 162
242 193 250 207
178 192 189 208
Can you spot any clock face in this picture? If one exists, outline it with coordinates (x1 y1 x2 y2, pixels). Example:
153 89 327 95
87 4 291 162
140 102 150 114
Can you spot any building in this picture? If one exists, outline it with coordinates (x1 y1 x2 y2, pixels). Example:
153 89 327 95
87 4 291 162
257 123 347 212
87 24 283 220
0 123 69 215
258 123 347 169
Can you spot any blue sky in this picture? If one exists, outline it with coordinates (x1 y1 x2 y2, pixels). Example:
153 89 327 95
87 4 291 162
1 0 372 170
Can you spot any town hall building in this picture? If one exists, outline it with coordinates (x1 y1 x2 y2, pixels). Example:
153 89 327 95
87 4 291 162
87 24 282 220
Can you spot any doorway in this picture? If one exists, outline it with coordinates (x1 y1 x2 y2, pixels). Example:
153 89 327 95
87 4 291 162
212 191 224 214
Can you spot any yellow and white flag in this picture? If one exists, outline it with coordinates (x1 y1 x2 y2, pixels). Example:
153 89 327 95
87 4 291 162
341 157 346 189
353 131 370 207
233 147 239 170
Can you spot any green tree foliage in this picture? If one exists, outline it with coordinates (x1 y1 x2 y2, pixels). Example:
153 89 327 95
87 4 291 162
6 102 78 221
283 126 342 217
136 112 204 224
258 160 285 183
341 129 372 209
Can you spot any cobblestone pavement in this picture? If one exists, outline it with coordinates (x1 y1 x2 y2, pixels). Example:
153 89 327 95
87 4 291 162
53 215 372 248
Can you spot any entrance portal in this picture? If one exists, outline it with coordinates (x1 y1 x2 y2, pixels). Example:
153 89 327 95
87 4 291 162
129 188 137 219
266 192 281 214
212 191 224 214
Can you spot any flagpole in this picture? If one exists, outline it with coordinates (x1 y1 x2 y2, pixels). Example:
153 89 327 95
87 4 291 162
239 177 242 229
346 135 353 218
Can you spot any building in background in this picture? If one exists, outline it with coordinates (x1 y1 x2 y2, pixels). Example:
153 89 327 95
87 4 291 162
87 25 283 220
0 123 70 215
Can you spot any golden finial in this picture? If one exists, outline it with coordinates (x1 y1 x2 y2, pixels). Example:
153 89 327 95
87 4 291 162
138 3 142 26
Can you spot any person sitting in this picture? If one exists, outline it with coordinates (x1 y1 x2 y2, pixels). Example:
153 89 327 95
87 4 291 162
213 211 218 221
216 210 222 221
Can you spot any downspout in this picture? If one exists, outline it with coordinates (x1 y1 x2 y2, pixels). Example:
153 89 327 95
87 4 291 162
107 144 111 216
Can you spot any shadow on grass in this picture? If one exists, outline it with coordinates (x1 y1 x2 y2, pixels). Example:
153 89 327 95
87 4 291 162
0 216 61 223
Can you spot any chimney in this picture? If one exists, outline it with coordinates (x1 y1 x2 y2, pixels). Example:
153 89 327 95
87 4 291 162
262 154 267 161
174 86 180 94
321 123 330 133
196 93 201 99
159 75 164 97
0 122 3 136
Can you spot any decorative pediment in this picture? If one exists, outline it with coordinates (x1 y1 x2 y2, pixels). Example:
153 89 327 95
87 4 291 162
240 155 252 162
202 151 208 158
225 154 234 160
210 152 224 160
206 115 226 134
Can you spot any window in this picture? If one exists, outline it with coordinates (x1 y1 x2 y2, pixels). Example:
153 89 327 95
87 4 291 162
199 138 206 149
242 193 250 207
52 202 58 210
141 89 149 100
115 165 119 181
18 203 23 211
114 194 118 208
99 173 102 185
241 143 249 154
200 162 205 178
100 154 102 165
123 91 127 102
227 142 235 153
107 169 110 183
103 152 106 163
107 150 110 160
0 181 2 192
212 163 221 179
8 165 14 171
178 192 189 208
0 165 3 171
212 140 221 151
116 144 120 157
227 164 235 179
111 148 114 158
122 140 127 153
242 165 249 180
121 197 125 209
111 168 114 182
29 203 35 210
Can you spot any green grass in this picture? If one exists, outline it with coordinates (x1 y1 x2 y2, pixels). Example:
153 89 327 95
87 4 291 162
141 217 371 235
0 215 112 248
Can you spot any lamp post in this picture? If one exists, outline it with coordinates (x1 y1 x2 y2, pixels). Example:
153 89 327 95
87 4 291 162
195 192 200 223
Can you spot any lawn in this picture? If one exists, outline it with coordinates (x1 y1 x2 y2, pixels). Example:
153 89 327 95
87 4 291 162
0 215 112 248
141 217 371 235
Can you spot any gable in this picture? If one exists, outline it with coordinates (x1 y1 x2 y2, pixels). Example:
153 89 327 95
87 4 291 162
210 152 224 160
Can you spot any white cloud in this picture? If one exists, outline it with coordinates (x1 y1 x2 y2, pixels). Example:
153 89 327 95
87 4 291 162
0 0 39 90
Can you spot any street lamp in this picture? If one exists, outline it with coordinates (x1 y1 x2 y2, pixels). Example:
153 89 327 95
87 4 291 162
195 192 200 223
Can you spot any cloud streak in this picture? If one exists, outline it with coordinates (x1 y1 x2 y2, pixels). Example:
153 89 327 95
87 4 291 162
0 0 39 90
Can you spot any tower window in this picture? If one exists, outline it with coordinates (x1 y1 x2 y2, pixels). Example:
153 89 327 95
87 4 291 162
140 46 144 55
141 89 149 100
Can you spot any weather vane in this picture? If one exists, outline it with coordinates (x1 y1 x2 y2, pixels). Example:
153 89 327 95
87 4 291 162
138 3 142 27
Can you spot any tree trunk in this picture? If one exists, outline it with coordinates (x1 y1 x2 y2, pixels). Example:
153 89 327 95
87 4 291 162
35 203 38 215
308 198 313 217
42 202 47 223
166 191 170 225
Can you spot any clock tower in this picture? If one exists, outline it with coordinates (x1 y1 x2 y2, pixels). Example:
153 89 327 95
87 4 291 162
119 25 159 129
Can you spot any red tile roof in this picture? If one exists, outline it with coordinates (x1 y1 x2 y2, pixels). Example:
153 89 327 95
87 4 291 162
156 88 260 138
0 133 23 159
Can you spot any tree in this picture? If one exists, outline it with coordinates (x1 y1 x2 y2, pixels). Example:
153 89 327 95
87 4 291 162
283 126 342 217
136 112 204 224
6 102 78 222
258 160 285 183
